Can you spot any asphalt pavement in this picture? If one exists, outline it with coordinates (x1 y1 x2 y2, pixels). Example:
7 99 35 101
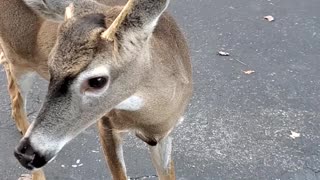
1 0 320 179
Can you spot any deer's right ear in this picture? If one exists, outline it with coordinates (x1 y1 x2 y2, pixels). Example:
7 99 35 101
101 0 170 44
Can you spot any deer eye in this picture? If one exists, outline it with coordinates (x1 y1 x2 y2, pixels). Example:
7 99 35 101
81 76 109 94
88 77 108 89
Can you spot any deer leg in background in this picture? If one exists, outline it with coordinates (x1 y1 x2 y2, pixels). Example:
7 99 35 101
1 53 30 133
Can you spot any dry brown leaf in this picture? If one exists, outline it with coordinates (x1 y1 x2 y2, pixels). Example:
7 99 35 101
264 15 275 22
243 70 255 75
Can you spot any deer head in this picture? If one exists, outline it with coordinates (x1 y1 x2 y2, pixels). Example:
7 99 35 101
15 0 170 170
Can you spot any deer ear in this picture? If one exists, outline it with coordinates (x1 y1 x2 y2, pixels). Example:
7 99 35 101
64 3 75 20
23 0 65 21
101 0 170 42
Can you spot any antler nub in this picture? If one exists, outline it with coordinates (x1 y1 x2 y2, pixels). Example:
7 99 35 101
101 0 135 42
64 3 74 20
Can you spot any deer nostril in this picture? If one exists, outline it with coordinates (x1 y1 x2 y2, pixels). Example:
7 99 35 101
14 137 50 170
14 137 37 170
16 138 34 155
14 151 35 163
20 144 28 154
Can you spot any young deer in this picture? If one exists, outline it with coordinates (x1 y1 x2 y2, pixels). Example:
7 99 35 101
13 0 192 179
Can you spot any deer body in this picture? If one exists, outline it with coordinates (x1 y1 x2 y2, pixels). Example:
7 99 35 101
2 0 192 179
0 0 57 79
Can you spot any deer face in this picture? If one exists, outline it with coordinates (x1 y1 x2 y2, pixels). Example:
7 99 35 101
14 0 169 170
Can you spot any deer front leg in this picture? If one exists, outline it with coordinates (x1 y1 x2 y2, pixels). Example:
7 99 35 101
98 117 127 180
149 136 176 180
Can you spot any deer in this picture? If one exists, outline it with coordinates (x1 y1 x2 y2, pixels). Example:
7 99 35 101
6 0 193 179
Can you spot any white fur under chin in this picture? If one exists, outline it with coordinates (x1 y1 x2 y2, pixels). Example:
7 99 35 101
115 95 144 111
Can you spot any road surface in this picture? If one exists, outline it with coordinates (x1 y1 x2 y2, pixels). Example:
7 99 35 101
1 0 320 179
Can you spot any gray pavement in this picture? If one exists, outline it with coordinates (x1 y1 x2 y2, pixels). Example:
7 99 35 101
1 0 320 179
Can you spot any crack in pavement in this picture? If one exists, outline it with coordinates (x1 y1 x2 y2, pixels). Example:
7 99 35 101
305 165 320 174
27 110 37 117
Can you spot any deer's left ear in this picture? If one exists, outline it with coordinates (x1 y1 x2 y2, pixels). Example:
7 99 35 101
101 0 170 45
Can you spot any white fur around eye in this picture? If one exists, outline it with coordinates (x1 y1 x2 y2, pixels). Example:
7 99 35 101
76 65 111 97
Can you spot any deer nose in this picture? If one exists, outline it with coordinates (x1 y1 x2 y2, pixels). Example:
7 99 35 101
14 138 48 170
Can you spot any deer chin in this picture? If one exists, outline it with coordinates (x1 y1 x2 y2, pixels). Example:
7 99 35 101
15 125 75 170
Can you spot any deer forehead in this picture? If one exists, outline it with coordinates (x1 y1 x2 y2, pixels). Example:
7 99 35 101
50 15 110 77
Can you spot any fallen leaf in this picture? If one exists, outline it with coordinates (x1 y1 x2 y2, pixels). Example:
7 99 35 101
218 51 230 56
243 70 255 75
264 15 275 22
289 131 301 139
